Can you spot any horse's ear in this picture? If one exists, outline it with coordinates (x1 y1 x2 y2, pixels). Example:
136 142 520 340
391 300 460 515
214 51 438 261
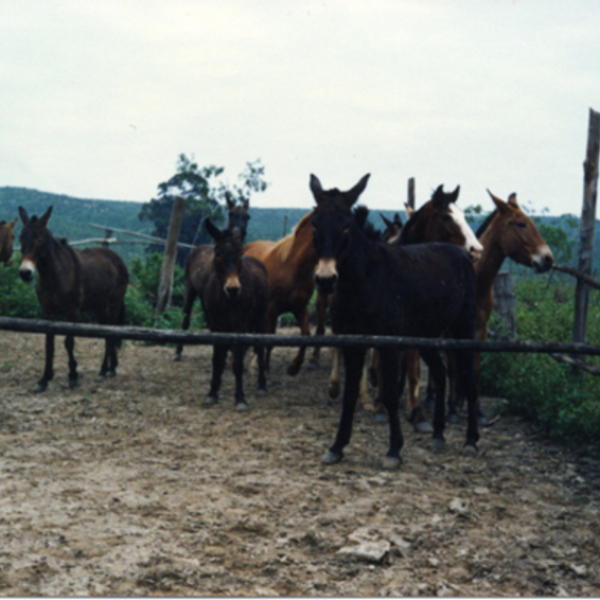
486 189 510 214
380 213 393 228
226 192 235 211
310 174 324 202
394 213 403 227
404 203 415 218
431 184 446 206
18 206 29 225
39 206 53 227
507 193 520 209
9 218 18 230
204 218 222 242
449 185 460 204
345 173 370 206
242 198 249 211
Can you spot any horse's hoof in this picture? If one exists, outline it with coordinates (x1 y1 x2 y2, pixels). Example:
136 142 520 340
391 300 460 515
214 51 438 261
105 371 116 379
173 353 181 362
69 378 80 389
463 443 478 456
256 387 267 397
33 382 47 393
373 412 388 424
235 402 248 412
431 438 445 453
328 383 340 399
204 396 219 406
321 450 343 465
382 455 402 470
286 363 301 376
414 420 434 434
446 412 460 425
306 359 320 371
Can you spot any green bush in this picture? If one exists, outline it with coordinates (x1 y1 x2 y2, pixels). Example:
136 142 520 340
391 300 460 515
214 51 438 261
480 277 600 455
0 259 42 319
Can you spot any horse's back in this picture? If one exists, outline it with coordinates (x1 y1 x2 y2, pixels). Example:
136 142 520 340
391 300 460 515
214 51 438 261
185 244 214 294
77 246 129 309
244 240 276 267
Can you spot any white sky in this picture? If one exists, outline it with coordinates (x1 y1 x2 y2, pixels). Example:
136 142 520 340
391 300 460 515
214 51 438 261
1 0 599 215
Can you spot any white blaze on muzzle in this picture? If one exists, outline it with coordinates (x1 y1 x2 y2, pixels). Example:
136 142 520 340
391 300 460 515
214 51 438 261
19 258 37 278
448 204 484 260
224 273 242 296
532 244 554 272
315 258 338 282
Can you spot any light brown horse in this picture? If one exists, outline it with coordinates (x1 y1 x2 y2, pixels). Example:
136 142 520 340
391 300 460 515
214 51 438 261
174 197 251 361
243 211 320 375
446 189 553 421
0 218 18 266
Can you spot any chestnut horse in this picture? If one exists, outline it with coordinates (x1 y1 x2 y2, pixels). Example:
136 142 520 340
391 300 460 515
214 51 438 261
202 219 269 411
174 197 250 361
446 189 553 421
18 206 129 392
0 218 18 266
244 211 320 375
310 174 479 470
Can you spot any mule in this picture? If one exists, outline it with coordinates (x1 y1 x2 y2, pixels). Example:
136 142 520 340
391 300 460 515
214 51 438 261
174 196 251 360
0 218 18 266
244 211 320 375
446 189 554 420
310 174 480 469
18 206 129 392
201 219 269 411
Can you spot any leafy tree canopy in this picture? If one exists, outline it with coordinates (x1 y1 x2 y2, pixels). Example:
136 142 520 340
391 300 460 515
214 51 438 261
138 154 268 265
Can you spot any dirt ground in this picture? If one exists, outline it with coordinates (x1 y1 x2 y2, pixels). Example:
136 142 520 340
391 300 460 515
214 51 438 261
0 328 598 597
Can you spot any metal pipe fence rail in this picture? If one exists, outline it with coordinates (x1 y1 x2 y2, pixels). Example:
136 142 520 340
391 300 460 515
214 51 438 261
1 316 600 357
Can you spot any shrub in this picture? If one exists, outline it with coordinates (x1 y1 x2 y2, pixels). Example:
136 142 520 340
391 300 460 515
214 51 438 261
0 259 42 319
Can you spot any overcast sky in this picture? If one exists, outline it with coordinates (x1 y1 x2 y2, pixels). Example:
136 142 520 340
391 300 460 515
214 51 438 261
1 0 599 215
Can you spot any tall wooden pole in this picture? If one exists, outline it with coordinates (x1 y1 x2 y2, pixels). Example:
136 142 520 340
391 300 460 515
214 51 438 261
573 108 600 343
407 177 415 209
155 196 186 317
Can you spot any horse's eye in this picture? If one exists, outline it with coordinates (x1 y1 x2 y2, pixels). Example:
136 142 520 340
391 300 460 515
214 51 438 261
514 222 527 230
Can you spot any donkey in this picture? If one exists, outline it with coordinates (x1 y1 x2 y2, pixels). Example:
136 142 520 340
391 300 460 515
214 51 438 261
310 174 479 469
18 206 129 392
201 219 269 411
174 196 250 361
0 218 18 266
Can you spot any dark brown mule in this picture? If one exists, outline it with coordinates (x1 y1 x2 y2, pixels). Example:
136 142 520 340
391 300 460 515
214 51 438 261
174 197 250 361
395 185 483 431
244 211 320 375
202 219 269 411
310 174 479 469
0 218 18 266
18 206 129 392
446 190 553 421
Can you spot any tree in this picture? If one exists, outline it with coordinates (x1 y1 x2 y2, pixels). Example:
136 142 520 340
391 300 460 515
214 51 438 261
139 154 268 266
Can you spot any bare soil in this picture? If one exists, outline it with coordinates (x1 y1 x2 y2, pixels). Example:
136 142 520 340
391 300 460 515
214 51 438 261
0 329 599 596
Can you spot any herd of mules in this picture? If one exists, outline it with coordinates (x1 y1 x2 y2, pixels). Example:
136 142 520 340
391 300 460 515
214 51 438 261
1 174 553 469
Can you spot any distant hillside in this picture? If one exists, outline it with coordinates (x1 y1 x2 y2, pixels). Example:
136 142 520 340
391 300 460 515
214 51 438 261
0 186 590 271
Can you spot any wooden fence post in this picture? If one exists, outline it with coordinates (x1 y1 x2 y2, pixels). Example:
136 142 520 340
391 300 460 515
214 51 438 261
407 177 415 209
573 108 600 343
155 196 186 317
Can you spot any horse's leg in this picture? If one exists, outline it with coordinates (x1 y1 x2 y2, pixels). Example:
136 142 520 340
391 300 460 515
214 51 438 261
358 348 374 412
406 349 433 433
254 345 267 395
420 348 446 451
372 351 389 424
308 291 327 370
425 370 437 411
455 349 479 453
206 344 228 405
174 284 197 361
35 333 55 392
322 346 366 465
446 350 460 424
328 347 341 400
64 334 80 388
379 347 404 469
233 345 248 411
287 306 309 376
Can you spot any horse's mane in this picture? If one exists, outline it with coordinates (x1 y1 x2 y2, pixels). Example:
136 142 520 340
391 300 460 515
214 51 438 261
476 210 497 238
277 210 314 263
397 204 425 245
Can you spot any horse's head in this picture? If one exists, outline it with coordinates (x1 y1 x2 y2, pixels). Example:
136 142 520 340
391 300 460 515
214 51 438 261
381 213 403 244
226 193 250 241
206 218 245 300
485 190 554 273
309 173 370 294
18 205 53 281
0 217 18 266
400 185 483 260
